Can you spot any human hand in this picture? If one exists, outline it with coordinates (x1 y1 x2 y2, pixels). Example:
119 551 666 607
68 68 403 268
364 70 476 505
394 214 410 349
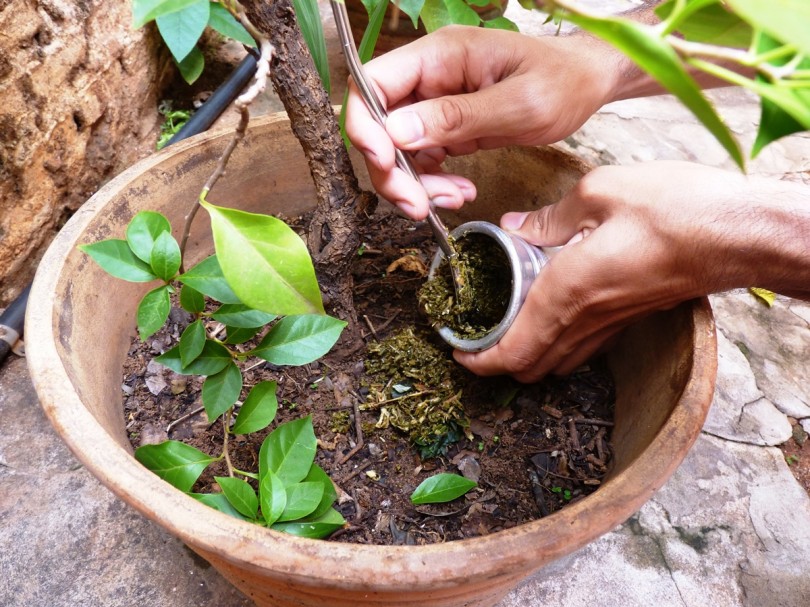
345 26 623 219
454 162 810 382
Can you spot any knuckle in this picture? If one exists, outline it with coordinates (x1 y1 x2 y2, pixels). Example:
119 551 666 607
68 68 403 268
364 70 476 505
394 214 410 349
434 97 470 135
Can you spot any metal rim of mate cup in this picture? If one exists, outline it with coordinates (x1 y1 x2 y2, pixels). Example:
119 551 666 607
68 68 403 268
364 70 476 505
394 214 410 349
428 221 550 353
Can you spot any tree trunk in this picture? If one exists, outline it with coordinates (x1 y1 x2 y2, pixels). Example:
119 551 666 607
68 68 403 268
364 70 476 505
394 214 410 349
240 0 376 335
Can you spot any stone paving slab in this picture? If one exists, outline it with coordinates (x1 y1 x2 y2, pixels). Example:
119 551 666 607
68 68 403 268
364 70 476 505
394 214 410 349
2 3 810 606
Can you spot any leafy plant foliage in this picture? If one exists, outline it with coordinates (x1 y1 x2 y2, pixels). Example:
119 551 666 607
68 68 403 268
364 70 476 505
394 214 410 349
410 473 477 504
83 210 347 537
533 0 810 167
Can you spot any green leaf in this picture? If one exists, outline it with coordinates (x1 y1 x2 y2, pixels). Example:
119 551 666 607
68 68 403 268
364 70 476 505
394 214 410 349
137 285 172 341
259 416 317 486
292 0 331 94
250 314 346 366
656 0 752 47
211 304 276 328
410 473 477 504
483 16 519 31
215 476 259 519
179 319 207 367
397 0 427 28
360 0 388 62
259 469 287 526
208 2 256 47
420 0 453 32
132 0 201 28
271 507 346 538
155 339 232 375
135 440 216 492
80 239 158 282
126 211 172 263
177 45 205 84
178 255 242 304
727 0 810 57
232 381 279 434
179 284 206 314
149 230 182 282
750 32 810 157
278 481 325 522
563 11 745 169
190 492 248 520
202 360 243 421
201 202 324 315
444 0 481 26
156 0 210 62
224 325 262 345
303 464 337 519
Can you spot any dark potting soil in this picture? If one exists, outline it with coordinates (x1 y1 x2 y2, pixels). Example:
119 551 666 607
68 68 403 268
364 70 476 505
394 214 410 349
122 211 616 545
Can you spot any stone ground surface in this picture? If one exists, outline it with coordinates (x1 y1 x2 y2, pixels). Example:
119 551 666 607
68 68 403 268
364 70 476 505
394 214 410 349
2 3 810 606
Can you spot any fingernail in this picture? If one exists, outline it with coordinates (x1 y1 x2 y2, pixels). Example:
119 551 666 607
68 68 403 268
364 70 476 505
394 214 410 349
501 212 529 232
387 111 424 145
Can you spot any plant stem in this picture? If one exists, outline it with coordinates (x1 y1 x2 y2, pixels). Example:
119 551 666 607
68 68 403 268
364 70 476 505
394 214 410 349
222 408 235 477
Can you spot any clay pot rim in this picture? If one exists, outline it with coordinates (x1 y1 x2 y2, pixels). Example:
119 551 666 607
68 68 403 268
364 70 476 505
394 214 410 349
26 112 717 589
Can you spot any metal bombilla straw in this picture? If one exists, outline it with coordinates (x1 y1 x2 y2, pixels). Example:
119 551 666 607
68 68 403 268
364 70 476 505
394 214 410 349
330 0 557 352
329 0 465 299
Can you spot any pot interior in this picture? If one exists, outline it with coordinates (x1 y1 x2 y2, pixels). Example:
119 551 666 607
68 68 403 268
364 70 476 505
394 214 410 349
27 112 716 605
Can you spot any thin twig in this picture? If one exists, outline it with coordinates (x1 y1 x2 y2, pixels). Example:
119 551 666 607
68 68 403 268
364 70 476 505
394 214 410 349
166 405 205 434
336 401 365 465
363 315 379 341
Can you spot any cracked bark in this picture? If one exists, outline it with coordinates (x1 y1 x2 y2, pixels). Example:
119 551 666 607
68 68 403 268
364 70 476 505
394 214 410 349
240 0 376 340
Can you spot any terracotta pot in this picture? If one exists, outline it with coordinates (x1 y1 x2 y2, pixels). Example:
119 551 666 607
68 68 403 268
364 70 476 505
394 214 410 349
27 112 717 607
347 0 509 57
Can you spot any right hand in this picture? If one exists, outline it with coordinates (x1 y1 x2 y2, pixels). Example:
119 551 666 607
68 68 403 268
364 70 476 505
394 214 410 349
344 25 623 219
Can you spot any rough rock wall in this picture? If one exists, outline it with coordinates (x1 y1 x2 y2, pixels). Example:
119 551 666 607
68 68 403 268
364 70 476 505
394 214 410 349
0 0 173 304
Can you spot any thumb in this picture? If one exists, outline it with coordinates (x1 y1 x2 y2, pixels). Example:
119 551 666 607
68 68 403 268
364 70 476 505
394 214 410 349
500 203 585 248
385 89 504 151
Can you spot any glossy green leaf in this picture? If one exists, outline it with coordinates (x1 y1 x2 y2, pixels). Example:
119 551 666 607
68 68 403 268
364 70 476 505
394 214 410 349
202 360 243 421
483 16 518 31
751 32 810 157
132 0 201 28
444 0 480 26
259 416 317 486
211 304 276 328
278 481 324 522
201 202 324 315
179 319 207 367
303 464 338 519
420 0 453 32
126 211 172 263
207 1 256 47
292 0 331 93
224 325 262 345
657 0 752 47
179 284 206 314
564 11 744 169
134 440 216 492
271 507 346 538
80 239 158 283
251 315 346 366
727 0 810 57
177 45 205 84
156 339 232 375
397 0 427 28
190 492 248 520
178 255 242 304
137 285 172 341
259 469 287 526
156 0 210 62
410 473 477 504
215 476 259 519
149 230 182 282
232 381 279 435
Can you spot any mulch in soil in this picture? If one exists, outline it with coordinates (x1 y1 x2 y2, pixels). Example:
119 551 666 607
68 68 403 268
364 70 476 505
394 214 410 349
122 210 616 545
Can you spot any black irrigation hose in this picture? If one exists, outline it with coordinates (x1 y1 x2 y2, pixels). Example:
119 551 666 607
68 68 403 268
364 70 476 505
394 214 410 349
0 53 259 368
